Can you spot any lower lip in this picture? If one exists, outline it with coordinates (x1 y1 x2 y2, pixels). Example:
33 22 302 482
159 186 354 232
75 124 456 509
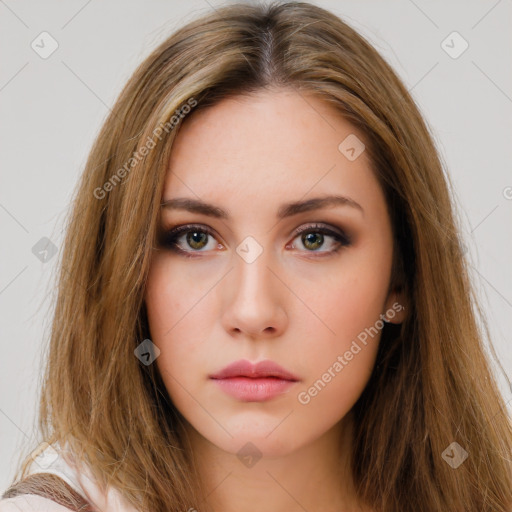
210 377 297 401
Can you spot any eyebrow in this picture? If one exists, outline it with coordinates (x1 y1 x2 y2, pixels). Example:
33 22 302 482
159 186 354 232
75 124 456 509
161 195 364 219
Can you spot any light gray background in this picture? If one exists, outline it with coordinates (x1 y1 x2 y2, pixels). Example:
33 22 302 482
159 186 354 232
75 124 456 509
1 0 511 492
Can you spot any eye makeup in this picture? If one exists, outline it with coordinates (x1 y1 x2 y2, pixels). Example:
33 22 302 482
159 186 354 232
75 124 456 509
157 222 352 259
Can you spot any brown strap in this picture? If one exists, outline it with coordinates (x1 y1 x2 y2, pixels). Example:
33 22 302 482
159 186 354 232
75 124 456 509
2 472 96 512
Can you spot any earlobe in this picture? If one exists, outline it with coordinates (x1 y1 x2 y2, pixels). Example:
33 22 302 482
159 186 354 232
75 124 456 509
383 289 407 324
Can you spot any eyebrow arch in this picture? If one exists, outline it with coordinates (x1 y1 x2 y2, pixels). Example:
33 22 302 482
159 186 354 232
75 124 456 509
160 194 364 219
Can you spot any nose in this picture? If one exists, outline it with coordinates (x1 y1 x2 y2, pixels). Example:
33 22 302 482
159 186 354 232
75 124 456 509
220 243 288 339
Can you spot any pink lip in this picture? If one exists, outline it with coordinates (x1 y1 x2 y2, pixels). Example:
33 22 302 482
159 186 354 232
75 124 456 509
209 359 300 402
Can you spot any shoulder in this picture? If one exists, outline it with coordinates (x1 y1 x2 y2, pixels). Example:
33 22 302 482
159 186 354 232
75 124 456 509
0 442 92 511
0 494 73 511
2 441 139 512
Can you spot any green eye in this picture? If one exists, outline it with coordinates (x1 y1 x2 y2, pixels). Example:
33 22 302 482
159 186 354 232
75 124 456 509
289 223 351 254
160 222 351 258
160 224 218 255
302 231 324 250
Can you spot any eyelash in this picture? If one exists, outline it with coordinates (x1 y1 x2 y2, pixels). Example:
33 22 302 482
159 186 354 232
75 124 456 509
159 223 351 259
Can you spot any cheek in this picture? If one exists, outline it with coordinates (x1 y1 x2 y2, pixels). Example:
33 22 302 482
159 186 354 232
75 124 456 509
292 254 389 413
144 255 209 337
313 266 389 344
295 278 384 417
144 258 212 396
296 347 377 431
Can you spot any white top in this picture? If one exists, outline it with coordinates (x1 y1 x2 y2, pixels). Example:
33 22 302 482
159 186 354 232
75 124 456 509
0 441 139 512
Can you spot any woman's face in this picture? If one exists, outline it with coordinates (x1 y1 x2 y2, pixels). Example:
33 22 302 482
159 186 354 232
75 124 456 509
144 88 406 458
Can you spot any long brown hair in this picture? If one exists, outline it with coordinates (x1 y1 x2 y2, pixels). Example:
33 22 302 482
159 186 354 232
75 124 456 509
4 2 511 511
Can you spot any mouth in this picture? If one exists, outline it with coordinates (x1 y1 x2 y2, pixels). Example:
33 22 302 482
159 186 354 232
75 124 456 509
209 358 300 380
210 376 298 402
209 359 300 402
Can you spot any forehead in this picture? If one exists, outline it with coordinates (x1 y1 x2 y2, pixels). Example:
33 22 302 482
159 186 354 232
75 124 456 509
163 89 382 218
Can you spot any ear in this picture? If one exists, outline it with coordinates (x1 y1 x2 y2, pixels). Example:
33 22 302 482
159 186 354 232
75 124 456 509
382 288 407 324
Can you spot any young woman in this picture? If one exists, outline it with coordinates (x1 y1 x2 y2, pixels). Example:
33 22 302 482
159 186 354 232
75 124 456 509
1 2 511 511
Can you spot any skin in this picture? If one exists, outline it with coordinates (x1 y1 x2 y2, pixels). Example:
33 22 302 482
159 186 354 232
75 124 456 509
144 88 407 512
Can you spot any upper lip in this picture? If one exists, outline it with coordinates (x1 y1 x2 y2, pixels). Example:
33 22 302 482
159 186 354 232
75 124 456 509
209 359 300 381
